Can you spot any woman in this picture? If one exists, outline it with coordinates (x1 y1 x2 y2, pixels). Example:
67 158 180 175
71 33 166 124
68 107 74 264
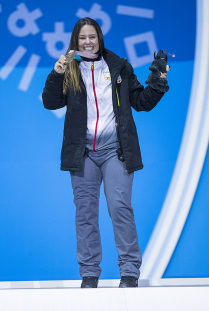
42 17 168 288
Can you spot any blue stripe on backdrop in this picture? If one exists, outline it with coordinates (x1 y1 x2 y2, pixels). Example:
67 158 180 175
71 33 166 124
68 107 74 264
163 146 209 278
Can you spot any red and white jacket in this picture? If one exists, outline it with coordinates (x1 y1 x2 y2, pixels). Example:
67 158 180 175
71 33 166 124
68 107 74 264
79 57 119 151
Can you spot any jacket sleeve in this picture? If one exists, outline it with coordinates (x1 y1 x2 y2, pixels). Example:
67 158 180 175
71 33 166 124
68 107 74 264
127 63 165 112
42 69 67 110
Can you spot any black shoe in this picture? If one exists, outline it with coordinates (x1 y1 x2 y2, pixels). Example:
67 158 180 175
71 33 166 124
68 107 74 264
119 276 138 288
81 277 99 288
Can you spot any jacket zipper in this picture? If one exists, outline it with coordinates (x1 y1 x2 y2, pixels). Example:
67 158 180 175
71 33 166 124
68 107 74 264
91 62 99 151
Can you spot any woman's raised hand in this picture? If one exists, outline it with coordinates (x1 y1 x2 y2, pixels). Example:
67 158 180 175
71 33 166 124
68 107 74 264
160 72 168 79
54 55 67 74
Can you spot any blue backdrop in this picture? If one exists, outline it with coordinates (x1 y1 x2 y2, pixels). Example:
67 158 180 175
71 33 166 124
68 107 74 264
1 0 208 281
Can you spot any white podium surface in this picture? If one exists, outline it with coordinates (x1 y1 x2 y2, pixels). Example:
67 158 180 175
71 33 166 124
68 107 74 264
0 278 209 311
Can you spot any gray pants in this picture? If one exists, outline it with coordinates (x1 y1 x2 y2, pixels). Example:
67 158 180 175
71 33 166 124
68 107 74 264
70 148 142 279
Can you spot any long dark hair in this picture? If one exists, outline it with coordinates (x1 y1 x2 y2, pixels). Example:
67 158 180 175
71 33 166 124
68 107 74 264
63 18 105 94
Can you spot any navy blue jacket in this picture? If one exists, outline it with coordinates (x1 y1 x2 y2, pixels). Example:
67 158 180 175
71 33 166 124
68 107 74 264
42 49 164 173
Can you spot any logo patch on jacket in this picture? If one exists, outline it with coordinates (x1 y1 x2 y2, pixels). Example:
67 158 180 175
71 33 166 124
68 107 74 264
103 71 111 80
117 75 122 83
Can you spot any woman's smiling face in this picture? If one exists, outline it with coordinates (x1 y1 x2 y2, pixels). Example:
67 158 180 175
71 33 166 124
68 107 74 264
78 25 99 54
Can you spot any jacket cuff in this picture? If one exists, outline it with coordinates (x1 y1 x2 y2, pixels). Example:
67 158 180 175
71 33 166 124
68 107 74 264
52 68 65 76
49 68 65 83
145 71 169 92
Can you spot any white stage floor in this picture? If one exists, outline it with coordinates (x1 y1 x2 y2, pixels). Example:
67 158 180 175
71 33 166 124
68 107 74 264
0 278 209 311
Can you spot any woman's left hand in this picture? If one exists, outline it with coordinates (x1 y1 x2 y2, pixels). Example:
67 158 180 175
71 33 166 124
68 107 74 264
160 72 168 79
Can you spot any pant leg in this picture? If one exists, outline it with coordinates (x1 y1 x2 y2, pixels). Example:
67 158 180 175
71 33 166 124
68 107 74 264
70 155 102 277
101 154 142 279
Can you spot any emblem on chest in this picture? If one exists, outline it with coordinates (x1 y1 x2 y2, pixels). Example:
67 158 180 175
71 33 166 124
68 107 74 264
117 75 122 83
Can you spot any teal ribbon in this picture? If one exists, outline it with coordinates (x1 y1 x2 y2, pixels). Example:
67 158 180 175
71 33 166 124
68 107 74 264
75 55 82 61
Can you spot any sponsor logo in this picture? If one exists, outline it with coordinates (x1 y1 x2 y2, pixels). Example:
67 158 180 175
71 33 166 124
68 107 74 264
103 71 111 80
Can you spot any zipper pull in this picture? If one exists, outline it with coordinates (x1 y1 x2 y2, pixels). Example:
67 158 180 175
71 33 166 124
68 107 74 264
91 62 94 71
